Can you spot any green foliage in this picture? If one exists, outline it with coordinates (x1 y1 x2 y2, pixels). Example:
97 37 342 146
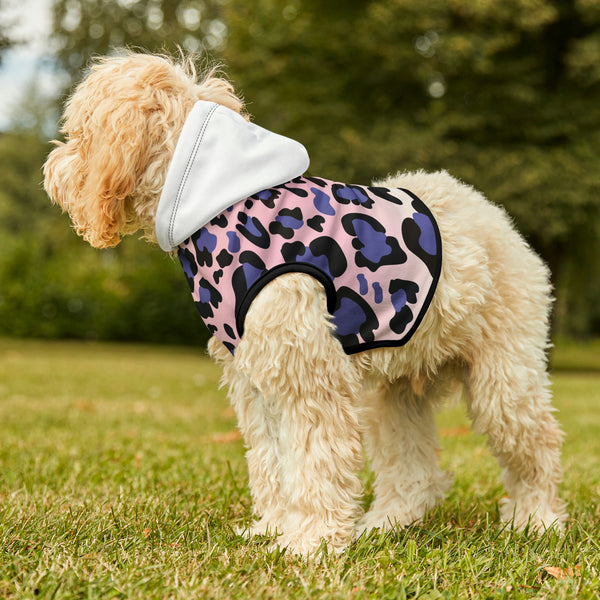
0 0 598 341
0 0 229 345
0 132 210 345
0 235 209 344
50 0 226 78
223 0 600 336
0 0 16 64
0 338 599 598
0 31 11 64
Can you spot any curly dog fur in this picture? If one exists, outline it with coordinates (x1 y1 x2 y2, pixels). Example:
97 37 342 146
44 51 566 555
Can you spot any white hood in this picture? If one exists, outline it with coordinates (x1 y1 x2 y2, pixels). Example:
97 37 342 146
155 101 310 251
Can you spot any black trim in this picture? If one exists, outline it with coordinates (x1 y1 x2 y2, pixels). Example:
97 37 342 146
235 263 337 339
340 191 443 355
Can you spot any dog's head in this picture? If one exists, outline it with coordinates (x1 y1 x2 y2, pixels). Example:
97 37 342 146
43 51 245 248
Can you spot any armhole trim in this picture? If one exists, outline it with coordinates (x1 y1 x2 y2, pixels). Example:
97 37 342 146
235 263 337 339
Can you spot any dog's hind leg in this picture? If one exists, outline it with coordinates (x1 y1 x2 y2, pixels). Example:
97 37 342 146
465 350 567 531
357 378 452 536
232 273 364 555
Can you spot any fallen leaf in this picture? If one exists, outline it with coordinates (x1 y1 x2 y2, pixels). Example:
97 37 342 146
544 565 581 579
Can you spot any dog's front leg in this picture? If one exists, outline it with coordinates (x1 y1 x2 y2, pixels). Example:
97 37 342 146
209 336 288 536
233 274 364 556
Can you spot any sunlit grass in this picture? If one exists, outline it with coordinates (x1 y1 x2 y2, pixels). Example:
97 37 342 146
1 338 599 599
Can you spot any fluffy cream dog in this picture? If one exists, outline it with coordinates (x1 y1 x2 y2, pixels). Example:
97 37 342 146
44 51 566 555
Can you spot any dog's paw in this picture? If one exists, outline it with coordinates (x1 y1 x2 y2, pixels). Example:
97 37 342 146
355 508 420 538
499 496 567 532
357 472 452 537
237 518 279 539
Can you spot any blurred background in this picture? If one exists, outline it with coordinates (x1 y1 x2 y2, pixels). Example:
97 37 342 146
0 0 598 347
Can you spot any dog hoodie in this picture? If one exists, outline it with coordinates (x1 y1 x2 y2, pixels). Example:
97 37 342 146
155 101 442 355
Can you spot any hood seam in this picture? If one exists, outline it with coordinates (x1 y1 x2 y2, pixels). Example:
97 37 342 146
167 103 219 249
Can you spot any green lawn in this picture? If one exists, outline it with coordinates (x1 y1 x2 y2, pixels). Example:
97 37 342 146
1 338 599 599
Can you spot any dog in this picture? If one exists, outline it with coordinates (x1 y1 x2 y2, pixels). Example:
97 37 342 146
43 51 566 555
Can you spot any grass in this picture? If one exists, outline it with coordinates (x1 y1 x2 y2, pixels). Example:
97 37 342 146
0 337 599 599
550 338 600 373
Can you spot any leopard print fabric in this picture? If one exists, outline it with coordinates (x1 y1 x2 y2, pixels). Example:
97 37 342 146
178 176 442 355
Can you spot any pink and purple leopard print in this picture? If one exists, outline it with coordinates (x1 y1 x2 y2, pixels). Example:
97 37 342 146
178 176 442 355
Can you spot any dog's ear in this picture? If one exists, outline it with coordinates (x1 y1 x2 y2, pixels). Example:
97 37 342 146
43 52 247 249
43 57 186 248
43 95 150 249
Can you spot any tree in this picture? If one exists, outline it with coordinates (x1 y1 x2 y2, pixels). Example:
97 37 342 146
0 0 226 345
223 0 600 336
3 0 597 341
50 0 226 80
0 0 16 64
0 130 210 344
